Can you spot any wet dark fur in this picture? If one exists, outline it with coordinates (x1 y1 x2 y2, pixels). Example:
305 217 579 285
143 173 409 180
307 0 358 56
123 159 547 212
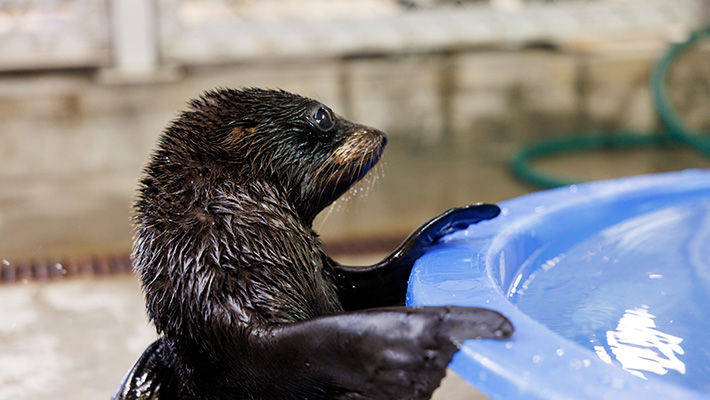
115 88 512 400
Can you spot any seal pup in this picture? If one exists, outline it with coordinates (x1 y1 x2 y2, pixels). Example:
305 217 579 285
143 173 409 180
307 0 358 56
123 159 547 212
113 88 512 400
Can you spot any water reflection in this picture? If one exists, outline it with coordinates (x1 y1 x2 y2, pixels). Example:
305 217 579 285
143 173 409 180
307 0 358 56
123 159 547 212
595 306 685 379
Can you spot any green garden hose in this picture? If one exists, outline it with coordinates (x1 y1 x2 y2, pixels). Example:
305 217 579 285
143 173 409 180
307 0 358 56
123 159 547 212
512 28 710 188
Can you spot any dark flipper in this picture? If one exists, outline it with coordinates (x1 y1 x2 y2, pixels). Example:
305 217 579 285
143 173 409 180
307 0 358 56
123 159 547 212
332 204 501 310
254 305 513 400
112 338 178 400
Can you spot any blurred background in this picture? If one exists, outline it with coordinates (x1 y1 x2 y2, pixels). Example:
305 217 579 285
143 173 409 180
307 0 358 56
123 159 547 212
0 0 709 399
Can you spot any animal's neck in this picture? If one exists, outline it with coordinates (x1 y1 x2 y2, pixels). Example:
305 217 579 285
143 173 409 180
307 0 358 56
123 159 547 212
136 165 335 321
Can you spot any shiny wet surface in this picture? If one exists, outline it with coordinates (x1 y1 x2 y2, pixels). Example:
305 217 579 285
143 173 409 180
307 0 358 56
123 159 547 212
512 193 710 391
410 170 710 399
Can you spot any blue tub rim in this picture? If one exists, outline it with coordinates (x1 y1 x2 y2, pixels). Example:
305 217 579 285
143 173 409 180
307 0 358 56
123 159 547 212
407 169 710 400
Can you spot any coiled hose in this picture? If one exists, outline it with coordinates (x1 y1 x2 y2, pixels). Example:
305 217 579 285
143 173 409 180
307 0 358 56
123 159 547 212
512 28 710 188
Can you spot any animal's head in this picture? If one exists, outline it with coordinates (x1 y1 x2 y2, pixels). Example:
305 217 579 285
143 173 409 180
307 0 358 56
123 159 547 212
154 88 386 223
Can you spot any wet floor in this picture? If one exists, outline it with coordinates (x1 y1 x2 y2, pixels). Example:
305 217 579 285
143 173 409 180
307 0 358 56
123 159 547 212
0 271 486 399
1 112 708 400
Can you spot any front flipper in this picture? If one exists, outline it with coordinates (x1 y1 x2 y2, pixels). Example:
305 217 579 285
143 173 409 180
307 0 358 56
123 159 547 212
112 338 178 400
333 204 501 310
253 305 512 400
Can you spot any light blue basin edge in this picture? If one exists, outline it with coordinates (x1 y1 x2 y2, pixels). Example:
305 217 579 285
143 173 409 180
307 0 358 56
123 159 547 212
407 169 710 400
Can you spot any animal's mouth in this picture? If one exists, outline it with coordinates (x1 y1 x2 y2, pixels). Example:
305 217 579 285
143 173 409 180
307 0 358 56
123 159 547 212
316 131 386 209
339 132 386 187
355 139 385 181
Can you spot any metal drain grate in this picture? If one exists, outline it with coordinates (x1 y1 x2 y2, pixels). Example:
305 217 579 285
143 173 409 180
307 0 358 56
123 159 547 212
0 236 404 284
1 254 133 284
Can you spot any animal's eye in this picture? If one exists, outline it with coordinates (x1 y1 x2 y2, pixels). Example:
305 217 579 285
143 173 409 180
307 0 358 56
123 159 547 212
310 106 335 132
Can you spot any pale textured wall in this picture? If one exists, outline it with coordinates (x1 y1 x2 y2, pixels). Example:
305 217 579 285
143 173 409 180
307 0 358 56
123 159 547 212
0 38 703 260
0 45 666 176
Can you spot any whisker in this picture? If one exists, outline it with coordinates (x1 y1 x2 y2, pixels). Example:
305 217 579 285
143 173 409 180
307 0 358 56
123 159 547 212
316 200 336 231
315 138 384 231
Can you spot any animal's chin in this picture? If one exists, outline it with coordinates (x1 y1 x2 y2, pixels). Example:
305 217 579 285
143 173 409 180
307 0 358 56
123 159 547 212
317 146 384 211
318 171 366 210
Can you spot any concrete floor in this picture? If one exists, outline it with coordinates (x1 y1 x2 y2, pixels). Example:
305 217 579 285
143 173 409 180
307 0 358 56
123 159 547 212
0 111 710 400
0 274 487 400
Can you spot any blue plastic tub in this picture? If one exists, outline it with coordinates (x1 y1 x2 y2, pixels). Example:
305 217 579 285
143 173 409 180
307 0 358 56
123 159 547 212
407 170 710 399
